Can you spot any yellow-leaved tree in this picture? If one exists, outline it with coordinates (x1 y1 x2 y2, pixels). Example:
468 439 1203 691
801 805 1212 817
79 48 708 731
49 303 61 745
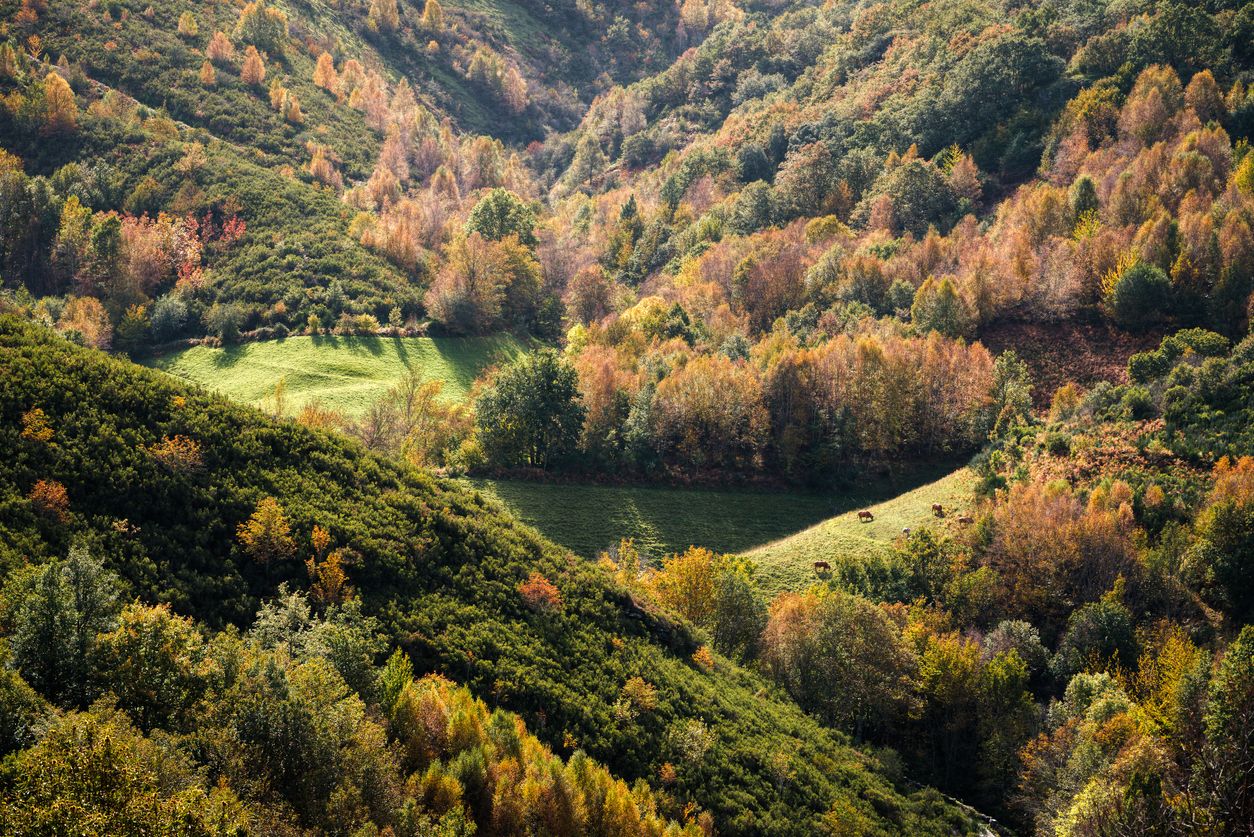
237 496 295 576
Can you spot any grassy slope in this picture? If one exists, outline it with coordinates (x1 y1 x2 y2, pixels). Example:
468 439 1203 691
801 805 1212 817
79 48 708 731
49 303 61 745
0 318 980 834
471 479 840 559
473 460 968 562
148 334 525 415
747 468 977 596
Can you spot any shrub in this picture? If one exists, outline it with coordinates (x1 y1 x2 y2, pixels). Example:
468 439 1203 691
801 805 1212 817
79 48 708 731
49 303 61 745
148 295 188 342
1121 386 1156 419
203 303 244 344
1044 431 1071 457
1108 262 1171 330
518 572 563 612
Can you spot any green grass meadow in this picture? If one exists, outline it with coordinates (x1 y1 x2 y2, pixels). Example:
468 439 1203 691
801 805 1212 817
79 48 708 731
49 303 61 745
469 461 971 571
747 467 976 595
147 335 525 416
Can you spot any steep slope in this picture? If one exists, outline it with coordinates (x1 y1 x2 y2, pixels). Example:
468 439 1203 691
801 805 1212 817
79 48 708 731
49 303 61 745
0 316 982 834
11 0 689 146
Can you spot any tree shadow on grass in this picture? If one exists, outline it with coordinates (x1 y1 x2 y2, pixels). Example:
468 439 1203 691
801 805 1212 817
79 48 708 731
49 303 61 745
209 344 247 368
310 334 386 356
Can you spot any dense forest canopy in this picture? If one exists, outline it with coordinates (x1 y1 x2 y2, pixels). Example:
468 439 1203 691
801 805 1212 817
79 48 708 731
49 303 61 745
1 0 1254 833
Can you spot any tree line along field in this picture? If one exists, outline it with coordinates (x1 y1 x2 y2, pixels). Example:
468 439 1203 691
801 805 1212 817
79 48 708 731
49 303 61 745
146 333 525 416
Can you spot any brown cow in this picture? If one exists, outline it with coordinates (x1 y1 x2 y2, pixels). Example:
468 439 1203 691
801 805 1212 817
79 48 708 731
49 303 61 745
813 561 831 572
858 510 874 522
957 515 974 525
931 503 945 517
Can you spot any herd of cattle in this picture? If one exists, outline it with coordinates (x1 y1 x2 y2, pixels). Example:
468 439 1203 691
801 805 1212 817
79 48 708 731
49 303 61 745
812 503 974 574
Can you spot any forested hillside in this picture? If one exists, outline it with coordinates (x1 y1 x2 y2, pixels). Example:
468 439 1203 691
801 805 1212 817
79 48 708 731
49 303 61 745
2 0 1251 486
0 316 981 834
2 0 1254 833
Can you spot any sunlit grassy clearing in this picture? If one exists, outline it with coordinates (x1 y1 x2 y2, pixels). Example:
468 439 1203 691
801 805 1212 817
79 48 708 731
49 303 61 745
147 334 525 416
746 468 977 595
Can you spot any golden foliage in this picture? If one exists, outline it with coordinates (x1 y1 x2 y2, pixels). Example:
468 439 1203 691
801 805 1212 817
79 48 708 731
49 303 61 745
28 478 69 523
147 435 204 472
240 45 265 87
306 548 352 607
518 572 563 612
21 407 53 443
236 496 296 568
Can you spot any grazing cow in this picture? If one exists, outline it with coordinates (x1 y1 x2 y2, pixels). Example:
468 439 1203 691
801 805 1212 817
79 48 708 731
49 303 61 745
902 527 911 536
932 503 945 517
858 510 874 522
813 561 831 572
957 515 974 525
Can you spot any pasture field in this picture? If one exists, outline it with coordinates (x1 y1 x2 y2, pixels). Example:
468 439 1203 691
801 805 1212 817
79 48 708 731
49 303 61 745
746 467 977 595
147 334 525 416
469 460 967 566
148 334 976 578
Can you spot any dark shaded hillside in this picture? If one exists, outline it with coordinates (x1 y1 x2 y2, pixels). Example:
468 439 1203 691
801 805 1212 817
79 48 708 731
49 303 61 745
980 320 1166 407
0 316 981 835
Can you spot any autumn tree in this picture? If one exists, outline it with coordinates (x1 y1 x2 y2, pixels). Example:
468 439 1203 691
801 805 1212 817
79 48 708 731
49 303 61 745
651 354 768 471
368 0 400 32
501 65 528 114
41 71 77 135
20 408 53 443
421 0 444 32
350 71 389 131
28 478 69 523
206 31 234 65
649 547 723 625
237 496 296 575
518 572 563 612
307 143 343 189
306 549 352 608
391 376 471 468
979 480 1136 638
235 0 288 55
146 435 203 473
281 90 303 123
565 265 616 325
423 232 512 334
762 589 917 740
176 11 198 39
198 60 216 87
240 45 266 87
313 52 338 93
56 296 111 349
